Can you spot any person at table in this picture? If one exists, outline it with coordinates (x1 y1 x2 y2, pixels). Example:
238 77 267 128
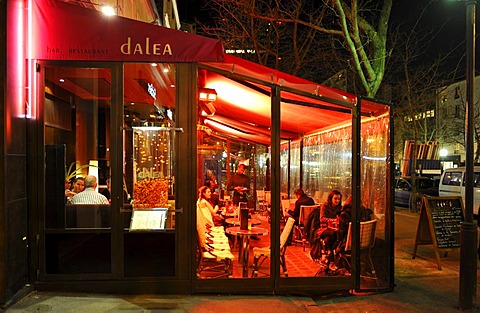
319 189 342 249
335 195 374 246
70 175 109 205
65 177 85 203
305 190 342 263
101 177 111 201
197 185 223 227
287 188 315 225
204 178 220 207
226 164 250 205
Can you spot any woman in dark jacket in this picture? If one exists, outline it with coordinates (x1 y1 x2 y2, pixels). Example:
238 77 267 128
305 190 342 262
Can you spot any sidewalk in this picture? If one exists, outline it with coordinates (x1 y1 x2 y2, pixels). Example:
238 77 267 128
5 210 480 312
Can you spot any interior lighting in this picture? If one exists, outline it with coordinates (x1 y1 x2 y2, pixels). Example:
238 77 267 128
199 88 217 102
101 5 115 16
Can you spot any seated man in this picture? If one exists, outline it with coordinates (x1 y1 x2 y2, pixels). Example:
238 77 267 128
287 188 315 225
286 188 315 245
70 175 109 205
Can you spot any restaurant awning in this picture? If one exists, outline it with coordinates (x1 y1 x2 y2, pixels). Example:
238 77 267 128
32 0 225 62
199 55 389 143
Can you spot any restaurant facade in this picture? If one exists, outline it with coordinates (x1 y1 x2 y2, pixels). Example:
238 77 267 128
0 0 394 306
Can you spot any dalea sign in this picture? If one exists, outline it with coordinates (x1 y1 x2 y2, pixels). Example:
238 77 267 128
32 0 225 62
120 37 172 56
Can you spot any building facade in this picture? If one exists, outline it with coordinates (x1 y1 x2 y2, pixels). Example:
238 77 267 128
0 0 394 307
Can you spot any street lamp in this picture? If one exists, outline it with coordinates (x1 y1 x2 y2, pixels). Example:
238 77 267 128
459 0 477 310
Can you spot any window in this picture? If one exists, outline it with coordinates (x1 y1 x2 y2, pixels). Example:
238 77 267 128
442 171 462 186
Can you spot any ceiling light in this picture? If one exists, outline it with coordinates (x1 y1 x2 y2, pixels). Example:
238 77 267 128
101 6 115 16
199 88 217 102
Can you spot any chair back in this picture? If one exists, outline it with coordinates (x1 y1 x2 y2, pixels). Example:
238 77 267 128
264 191 271 206
256 190 265 202
280 217 296 249
299 205 319 225
281 199 291 215
345 219 377 251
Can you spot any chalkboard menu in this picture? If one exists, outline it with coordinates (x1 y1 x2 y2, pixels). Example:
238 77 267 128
427 198 464 248
413 196 465 270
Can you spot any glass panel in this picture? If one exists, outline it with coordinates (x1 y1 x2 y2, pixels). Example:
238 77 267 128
359 108 391 289
44 66 112 230
281 88 353 278
44 66 112 275
196 69 271 279
45 234 111 274
123 63 176 277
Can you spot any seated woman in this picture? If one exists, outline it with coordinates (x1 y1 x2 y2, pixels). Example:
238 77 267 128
197 185 223 227
335 195 374 251
305 190 342 264
331 195 374 274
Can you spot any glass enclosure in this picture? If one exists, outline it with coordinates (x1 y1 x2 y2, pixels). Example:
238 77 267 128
196 70 272 279
195 63 392 290
38 59 391 293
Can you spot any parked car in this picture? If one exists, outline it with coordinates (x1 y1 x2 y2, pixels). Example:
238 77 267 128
394 176 439 209
438 166 480 217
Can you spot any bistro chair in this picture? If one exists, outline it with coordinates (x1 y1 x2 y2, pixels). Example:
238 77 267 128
196 203 234 279
338 219 378 285
256 190 267 215
251 217 295 277
293 204 320 251
281 199 292 218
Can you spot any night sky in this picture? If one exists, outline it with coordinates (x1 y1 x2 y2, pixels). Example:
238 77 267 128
171 0 477 72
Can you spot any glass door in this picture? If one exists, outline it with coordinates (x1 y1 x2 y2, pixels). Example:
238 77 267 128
122 63 178 278
41 64 114 279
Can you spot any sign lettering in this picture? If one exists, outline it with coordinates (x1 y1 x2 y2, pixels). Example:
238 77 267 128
120 37 173 56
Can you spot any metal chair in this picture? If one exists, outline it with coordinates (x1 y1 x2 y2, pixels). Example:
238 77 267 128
340 220 378 284
293 204 320 251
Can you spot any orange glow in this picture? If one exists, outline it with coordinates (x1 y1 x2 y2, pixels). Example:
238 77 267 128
198 88 217 102
205 78 271 118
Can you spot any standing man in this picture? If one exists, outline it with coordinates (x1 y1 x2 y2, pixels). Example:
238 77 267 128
71 175 109 204
227 164 250 205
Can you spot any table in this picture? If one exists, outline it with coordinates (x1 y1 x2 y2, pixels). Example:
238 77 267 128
225 217 262 227
225 226 269 277
221 210 237 218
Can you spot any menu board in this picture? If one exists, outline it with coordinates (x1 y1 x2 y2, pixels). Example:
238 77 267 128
427 198 464 248
130 208 167 231
413 196 464 270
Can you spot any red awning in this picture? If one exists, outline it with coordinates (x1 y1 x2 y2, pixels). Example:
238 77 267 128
32 0 225 62
200 55 390 141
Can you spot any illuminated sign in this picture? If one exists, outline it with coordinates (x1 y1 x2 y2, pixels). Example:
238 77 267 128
120 37 172 56
147 83 156 100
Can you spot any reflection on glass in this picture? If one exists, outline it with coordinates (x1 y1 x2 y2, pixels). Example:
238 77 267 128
122 63 177 278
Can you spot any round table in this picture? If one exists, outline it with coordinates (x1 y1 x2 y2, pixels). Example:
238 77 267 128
225 217 262 227
225 226 269 277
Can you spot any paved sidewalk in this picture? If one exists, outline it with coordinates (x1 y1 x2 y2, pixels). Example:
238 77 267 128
5 211 480 312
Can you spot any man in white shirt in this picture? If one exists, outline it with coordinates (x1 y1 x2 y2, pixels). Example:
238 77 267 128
71 175 109 205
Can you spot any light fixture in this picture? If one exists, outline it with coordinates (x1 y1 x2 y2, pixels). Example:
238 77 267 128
101 5 115 16
200 102 216 116
199 88 217 102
